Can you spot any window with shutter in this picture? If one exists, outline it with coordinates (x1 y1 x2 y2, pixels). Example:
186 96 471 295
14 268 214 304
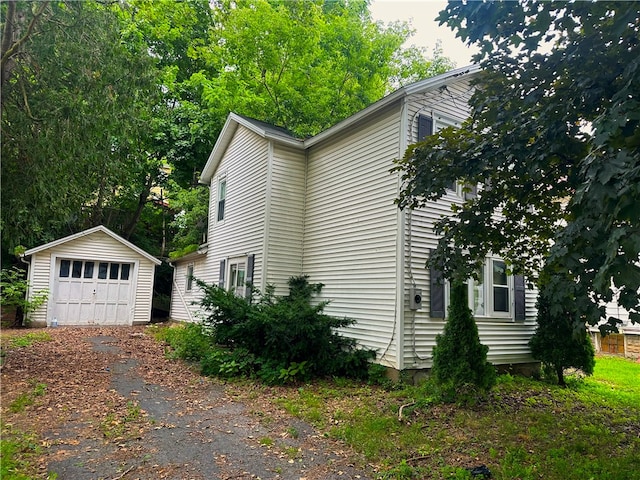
429 254 523 320
417 114 433 141
429 249 445 318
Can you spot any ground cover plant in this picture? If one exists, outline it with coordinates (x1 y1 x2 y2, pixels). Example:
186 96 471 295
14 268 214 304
229 355 640 480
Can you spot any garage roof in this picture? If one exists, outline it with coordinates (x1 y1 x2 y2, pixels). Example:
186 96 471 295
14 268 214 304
23 225 161 265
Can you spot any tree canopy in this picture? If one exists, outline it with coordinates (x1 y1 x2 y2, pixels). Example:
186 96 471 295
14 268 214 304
394 2 640 331
2 0 454 263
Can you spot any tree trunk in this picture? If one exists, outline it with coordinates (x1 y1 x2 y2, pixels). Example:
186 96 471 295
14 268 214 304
122 175 153 240
556 364 566 387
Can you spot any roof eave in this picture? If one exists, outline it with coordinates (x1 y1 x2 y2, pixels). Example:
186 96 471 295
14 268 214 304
304 64 481 148
22 225 161 265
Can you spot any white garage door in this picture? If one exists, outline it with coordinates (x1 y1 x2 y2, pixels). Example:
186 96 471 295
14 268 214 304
53 259 134 325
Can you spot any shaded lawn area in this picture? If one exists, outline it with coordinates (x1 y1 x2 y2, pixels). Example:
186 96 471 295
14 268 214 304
231 355 640 480
2 324 639 480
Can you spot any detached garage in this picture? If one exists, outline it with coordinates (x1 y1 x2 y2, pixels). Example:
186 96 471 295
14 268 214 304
22 225 161 327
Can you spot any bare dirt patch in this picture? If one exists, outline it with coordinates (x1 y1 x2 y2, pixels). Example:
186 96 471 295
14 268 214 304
1 326 371 479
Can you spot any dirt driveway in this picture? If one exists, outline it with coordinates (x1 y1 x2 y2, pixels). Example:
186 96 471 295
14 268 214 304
1 326 371 479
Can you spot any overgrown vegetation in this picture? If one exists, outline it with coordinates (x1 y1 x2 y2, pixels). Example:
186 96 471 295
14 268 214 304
0 422 57 480
431 282 496 403
155 276 376 384
238 355 639 480
529 264 596 386
0 267 49 327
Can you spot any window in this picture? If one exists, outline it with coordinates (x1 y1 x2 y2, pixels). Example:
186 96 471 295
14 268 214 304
431 255 516 319
468 265 485 316
229 260 246 296
217 177 226 222
491 260 510 313
465 259 511 317
72 261 83 278
186 264 194 291
98 262 108 279
59 260 71 278
109 263 120 280
83 262 94 279
120 264 131 281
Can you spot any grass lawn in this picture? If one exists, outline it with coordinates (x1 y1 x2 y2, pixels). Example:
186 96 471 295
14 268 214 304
242 355 640 480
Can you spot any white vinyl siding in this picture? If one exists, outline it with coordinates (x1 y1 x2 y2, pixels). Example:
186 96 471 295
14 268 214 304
170 256 206 323
265 144 305 294
304 103 402 367
26 230 156 326
402 86 538 369
207 126 267 294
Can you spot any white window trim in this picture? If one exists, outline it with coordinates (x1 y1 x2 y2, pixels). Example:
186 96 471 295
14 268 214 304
444 257 515 320
186 263 194 292
227 256 247 297
216 174 227 224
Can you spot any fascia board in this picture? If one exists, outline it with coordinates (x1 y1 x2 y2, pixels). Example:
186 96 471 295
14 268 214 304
304 64 480 148
23 225 161 265
199 113 303 185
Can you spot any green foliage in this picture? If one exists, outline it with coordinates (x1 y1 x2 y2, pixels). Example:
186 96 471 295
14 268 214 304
431 282 496 403
1 1 163 255
9 381 47 414
262 356 639 480
158 323 213 361
529 264 596 386
200 347 256 378
0 422 56 480
198 275 375 384
7 332 52 348
394 3 640 330
0 268 48 325
167 184 209 254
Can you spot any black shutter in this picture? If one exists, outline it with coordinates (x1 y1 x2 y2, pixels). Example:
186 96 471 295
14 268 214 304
429 250 445 318
514 274 526 321
417 115 433 141
218 259 226 288
245 254 255 300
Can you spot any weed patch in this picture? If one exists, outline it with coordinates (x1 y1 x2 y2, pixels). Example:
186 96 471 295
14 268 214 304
255 356 640 480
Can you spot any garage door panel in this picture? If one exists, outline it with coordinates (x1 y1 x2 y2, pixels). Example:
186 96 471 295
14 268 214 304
118 284 130 302
80 303 95 324
54 259 134 325
68 281 84 302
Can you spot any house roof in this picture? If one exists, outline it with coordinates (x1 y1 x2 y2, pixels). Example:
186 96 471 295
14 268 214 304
200 113 304 184
22 225 162 265
199 64 481 184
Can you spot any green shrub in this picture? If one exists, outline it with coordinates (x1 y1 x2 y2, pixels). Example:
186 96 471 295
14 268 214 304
197 275 375 384
431 281 496 403
0 267 48 326
528 263 595 386
200 347 257 378
159 323 213 361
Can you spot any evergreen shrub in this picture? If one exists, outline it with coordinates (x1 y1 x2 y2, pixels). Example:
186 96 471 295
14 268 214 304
197 275 375 384
431 282 496 403
528 264 595 386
